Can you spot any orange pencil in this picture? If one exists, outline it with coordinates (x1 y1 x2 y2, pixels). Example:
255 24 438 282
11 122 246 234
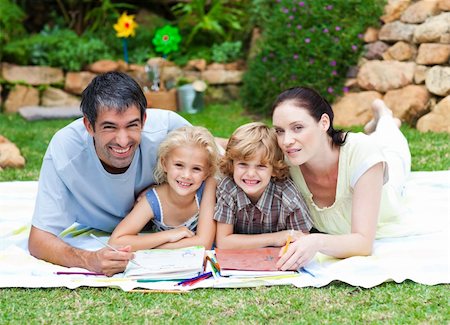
282 231 294 255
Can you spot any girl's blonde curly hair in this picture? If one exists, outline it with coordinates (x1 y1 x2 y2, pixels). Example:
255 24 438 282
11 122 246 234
153 126 220 184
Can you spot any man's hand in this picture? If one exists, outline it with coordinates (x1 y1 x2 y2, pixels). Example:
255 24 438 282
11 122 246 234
90 245 134 277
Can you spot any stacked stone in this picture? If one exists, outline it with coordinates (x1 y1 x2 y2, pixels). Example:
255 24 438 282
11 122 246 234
333 0 450 133
0 57 245 113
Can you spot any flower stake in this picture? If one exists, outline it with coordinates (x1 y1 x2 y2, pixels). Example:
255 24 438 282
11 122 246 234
113 12 138 64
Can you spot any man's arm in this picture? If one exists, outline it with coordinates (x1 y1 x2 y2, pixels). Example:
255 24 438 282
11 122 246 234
28 226 134 277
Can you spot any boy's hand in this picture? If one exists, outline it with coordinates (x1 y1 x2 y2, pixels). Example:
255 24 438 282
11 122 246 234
168 227 195 242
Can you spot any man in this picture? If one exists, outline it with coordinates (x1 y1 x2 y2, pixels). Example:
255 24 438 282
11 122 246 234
28 72 191 276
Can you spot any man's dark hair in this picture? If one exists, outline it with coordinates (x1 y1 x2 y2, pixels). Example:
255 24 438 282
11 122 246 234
80 72 147 128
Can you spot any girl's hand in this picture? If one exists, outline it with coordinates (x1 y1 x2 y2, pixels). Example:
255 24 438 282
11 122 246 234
168 227 195 242
276 234 318 271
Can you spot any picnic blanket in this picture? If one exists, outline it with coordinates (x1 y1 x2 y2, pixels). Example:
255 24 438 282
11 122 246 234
1 171 449 291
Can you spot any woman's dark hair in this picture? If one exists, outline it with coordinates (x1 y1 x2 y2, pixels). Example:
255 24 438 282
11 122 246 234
272 87 347 146
80 71 147 128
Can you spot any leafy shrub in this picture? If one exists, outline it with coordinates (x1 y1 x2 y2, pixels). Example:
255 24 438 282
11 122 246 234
212 41 242 63
0 0 26 60
171 0 245 46
241 0 384 116
3 27 111 71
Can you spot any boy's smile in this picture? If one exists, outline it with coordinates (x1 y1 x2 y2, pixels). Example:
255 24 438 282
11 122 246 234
233 149 274 204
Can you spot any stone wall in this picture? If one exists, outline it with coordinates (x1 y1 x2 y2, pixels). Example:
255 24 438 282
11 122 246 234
333 0 450 133
0 58 245 114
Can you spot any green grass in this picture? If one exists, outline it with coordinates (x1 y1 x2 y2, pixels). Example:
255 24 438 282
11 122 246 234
0 103 449 323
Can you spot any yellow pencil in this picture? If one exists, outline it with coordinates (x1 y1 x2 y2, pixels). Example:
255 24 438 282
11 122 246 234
282 231 293 255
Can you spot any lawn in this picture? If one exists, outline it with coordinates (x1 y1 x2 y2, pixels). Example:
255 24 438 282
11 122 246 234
0 102 449 323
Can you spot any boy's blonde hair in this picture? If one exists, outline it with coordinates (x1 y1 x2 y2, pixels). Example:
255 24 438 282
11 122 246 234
220 122 288 180
154 126 220 184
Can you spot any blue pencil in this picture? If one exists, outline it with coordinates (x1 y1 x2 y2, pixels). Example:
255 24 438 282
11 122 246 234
177 272 212 286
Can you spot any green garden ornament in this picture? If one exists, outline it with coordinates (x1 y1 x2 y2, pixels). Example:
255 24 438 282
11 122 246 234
152 26 182 56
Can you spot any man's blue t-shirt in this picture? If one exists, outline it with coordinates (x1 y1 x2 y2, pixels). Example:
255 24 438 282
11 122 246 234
31 109 190 236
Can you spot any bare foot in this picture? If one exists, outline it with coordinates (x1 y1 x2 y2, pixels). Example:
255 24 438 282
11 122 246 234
364 99 401 134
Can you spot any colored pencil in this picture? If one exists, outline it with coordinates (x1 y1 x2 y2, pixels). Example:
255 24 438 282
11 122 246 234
89 233 142 267
55 271 105 276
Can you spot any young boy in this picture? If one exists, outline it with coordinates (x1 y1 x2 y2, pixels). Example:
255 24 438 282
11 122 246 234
214 122 312 249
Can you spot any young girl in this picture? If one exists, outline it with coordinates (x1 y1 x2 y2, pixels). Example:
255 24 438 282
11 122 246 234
214 122 312 249
109 126 220 251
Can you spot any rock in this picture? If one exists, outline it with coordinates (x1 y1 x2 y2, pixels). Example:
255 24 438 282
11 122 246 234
1 63 64 86
41 87 80 107
379 21 416 42
4 85 39 113
357 60 416 92
383 85 430 124
414 65 429 84
400 0 440 24
88 60 119 73
363 27 379 43
416 95 450 132
425 66 450 96
416 43 450 65
206 63 226 71
381 0 412 23
185 59 207 71
64 71 97 95
201 70 243 85
382 41 416 61
413 12 450 43
0 135 25 169
363 41 390 60
438 0 450 11
332 91 382 126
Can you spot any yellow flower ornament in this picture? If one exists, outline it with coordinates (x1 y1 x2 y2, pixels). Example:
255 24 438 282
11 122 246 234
114 12 138 38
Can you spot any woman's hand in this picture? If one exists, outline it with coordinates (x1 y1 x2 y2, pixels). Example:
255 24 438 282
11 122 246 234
276 234 318 270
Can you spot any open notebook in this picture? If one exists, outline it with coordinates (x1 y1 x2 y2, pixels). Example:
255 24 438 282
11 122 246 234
215 247 297 277
124 246 205 280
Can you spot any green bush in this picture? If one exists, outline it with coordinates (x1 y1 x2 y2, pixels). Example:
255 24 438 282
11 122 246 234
0 0 26 60
212 41 242 63
241 0 384 116
3 27 111 71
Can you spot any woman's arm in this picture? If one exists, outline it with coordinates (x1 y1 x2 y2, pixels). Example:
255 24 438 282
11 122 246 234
157 177 217 249
109 198 193 251
277 162 384 270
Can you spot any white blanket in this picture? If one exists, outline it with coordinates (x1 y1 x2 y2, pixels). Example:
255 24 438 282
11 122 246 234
1 171 449 291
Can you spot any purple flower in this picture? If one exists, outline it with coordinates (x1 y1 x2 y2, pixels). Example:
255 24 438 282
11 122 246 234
297 24 303 30
262 57 267 62
334 37 340 43
323 28 329 33
332 70 337 76
352 45 358 51
330 60 336 66
309 58 315 64
269 52 274 57
287 23 291 28
291 74 297 80
305 38 311 43
293 54 299 60
343 87 349 93
289 15 294 20
298 1 305 6
327 87 334 93
358 33 364 39
271 77 276 82
335 26 341 31
282 7 289 13
326 5 333 10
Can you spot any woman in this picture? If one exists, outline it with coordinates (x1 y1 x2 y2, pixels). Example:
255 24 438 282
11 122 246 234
272 87 411 270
